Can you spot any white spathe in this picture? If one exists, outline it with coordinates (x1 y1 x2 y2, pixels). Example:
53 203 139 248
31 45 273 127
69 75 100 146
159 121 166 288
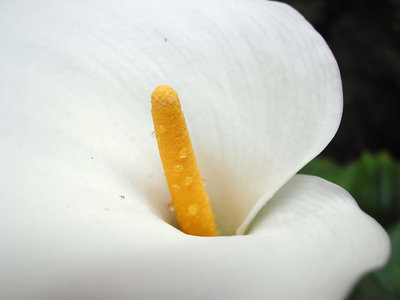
0 0 389 299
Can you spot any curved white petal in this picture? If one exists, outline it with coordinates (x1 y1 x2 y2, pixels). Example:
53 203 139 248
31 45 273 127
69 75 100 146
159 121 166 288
0 174 389 299
0 0 342 235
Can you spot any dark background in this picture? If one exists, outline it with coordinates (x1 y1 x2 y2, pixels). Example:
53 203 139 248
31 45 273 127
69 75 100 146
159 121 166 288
280 0 400 299
284 0 400 162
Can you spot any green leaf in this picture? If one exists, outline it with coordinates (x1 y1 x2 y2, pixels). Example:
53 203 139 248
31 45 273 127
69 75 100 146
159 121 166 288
347 274 397 300
348 220 400 300
375 220 400 297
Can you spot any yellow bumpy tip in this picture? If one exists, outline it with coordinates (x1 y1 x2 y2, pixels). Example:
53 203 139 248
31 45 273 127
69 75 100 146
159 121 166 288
151 85 217 236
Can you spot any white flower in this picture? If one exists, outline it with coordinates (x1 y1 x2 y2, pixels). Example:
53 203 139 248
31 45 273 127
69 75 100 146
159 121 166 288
0 0 390 299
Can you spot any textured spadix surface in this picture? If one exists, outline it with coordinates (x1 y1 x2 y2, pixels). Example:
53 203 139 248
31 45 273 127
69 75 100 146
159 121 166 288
0 0 389 299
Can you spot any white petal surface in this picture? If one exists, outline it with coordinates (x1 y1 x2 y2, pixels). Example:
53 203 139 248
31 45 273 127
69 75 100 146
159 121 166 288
0 173 389 299
0 0 342 235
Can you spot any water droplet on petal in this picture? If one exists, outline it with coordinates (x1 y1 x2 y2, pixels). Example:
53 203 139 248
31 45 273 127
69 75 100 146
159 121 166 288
172 164 183 173
188 203 199 216
157 125 166 134
179 148 187 159
184 177 192 186
167 202 175 212
171 184 181 192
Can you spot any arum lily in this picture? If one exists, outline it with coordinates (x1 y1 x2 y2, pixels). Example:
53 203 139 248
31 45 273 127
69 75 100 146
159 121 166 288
0 0 390 299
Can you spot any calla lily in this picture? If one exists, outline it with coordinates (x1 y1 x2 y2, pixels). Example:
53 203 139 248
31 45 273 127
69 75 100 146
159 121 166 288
0 0 390 299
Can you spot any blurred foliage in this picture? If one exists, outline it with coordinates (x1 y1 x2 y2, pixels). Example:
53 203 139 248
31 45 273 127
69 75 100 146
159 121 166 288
283 0 400 162
299 153 400 299
346 220 400 300
376 221 400 297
